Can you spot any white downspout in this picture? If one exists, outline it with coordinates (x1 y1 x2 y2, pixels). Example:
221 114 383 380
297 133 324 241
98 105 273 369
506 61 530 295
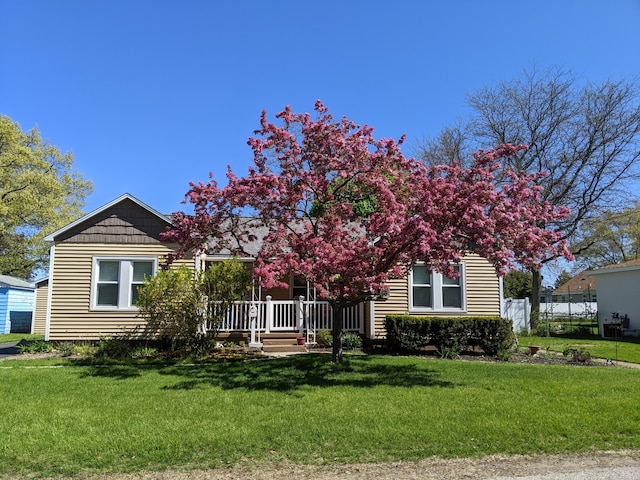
368 299 376 339
498 276 504 318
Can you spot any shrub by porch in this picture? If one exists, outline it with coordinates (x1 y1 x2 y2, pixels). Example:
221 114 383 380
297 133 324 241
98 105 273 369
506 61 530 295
384 315 514 356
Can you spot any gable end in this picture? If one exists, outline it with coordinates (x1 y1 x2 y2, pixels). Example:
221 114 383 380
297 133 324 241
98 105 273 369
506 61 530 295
56 198 171 244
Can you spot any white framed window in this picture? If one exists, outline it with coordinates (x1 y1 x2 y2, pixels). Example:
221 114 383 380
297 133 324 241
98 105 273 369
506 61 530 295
92 257 156 310
409 263 465 312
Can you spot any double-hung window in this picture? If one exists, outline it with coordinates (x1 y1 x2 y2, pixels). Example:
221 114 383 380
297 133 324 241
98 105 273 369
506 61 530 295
92 258 156 310
411 265 433 308
409 263 465 312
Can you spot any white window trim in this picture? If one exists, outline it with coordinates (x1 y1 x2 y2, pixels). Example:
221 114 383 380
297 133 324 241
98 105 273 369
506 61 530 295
91 257 157 311
408 262 466 313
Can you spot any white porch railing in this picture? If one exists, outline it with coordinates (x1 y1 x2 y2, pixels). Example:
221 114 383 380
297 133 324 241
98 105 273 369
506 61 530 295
214 296 364 338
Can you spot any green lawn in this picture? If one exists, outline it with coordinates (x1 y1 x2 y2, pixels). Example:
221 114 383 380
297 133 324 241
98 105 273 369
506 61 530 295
519 334 640 364
1 353 639 477
0 333 44 344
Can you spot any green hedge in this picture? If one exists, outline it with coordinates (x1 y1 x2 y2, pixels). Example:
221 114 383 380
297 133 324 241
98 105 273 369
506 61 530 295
385 315 514 356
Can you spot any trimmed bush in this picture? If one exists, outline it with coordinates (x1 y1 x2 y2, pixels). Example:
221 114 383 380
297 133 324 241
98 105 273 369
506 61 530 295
472 316 515 355
384 316 432 352
316 329 333 347
341 332 363 350
385 315 514 356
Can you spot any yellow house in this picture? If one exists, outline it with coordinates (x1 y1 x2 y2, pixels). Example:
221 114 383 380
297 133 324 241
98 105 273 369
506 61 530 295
41 194 503 343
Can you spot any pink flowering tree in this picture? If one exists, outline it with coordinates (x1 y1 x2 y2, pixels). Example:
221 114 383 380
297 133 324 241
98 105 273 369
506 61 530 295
163 101 572 363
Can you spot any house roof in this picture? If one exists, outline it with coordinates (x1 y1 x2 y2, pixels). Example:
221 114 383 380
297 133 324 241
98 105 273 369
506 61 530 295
204 218 270 258
553 270 597 296
44 193 171 243
203 217 336 259
0 274 35 290
590 258 640 275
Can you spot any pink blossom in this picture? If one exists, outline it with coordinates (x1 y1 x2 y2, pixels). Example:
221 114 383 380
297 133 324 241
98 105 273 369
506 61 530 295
163 102 572 305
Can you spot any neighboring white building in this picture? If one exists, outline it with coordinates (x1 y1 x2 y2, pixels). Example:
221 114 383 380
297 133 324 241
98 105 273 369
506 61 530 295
590 259 640 337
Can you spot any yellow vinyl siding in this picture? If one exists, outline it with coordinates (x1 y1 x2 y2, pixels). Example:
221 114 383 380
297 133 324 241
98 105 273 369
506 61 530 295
33 280 48 334
464 255 502 315
48 243 190 341
372 254 501 338
372 277 408 338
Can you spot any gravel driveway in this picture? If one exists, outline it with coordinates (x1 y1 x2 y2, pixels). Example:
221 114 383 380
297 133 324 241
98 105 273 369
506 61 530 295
30 450 635 480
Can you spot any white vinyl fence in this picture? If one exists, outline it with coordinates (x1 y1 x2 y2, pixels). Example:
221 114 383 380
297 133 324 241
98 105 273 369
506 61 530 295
502 298 531 332
502 299 598 333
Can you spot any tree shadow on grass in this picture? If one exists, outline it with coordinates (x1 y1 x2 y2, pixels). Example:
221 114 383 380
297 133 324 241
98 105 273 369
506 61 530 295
158 354 455 392
76 364 143 380
75 353 455 392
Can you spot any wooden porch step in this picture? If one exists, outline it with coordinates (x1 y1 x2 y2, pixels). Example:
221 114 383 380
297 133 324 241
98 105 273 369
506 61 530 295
260 333 308 354
262 344 308 354
263 338 302 346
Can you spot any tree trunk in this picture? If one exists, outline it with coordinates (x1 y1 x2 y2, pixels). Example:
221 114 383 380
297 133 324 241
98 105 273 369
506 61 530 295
331 303 344 363
530 269 542 331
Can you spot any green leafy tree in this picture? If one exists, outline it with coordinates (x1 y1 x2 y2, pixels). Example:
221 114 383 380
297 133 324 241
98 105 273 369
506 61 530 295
503 269 533 299
200 258 253 335
0 115 93 278
571 203 640 269
0 232 33 279
136 259 252 348
136 266 203 347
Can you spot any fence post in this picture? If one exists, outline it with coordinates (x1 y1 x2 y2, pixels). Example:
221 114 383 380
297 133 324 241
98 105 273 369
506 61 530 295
265 295 273 334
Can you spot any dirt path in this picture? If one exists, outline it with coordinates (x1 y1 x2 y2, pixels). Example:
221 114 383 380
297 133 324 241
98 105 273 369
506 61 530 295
22 450 636 480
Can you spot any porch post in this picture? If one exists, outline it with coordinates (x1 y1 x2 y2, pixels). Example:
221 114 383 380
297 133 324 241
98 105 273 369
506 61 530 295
296 295 305 334
265 295 273 334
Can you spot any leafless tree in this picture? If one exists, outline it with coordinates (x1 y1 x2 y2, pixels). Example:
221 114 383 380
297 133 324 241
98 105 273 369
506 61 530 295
418 67 640 327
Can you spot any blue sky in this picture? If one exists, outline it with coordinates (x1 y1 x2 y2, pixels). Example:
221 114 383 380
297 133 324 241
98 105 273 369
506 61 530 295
1 0 639 217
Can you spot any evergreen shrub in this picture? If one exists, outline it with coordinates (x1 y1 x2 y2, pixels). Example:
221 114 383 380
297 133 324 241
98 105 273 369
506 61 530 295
385 315 514 356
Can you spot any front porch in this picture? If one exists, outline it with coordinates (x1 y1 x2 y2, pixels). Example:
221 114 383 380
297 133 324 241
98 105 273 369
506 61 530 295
212 296 367 347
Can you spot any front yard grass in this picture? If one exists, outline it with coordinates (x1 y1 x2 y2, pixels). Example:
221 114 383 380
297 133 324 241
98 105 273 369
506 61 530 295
0 333 44 344
1 353 639 478
518 333 640 364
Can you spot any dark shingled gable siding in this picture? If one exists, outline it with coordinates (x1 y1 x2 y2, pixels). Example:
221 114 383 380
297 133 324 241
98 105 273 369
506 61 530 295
56 198 170 244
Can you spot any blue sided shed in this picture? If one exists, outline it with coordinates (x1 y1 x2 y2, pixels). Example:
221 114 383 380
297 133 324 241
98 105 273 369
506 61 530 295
0 275 35 334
